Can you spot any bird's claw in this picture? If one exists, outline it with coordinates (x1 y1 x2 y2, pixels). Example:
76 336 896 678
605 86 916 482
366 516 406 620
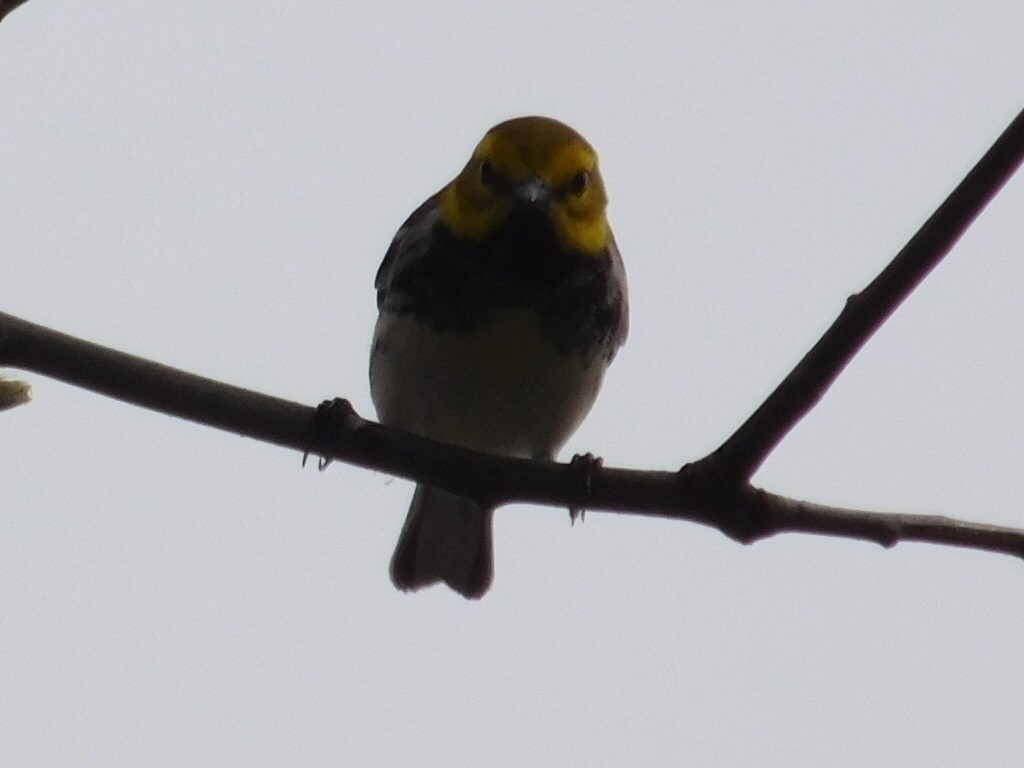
568 452 603 525
303 398 358 471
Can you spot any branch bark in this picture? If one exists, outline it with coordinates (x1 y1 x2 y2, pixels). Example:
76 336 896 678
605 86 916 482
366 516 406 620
3 105 1023 565
2 306 1024 561
711 105 1024 480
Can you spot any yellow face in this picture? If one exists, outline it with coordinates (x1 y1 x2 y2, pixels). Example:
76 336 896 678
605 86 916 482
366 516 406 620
440 116 610 255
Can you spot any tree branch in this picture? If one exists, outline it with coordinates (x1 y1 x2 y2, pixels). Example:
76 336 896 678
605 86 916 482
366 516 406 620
2 309 1024 562
712 105 1024 480
3 106 1023 566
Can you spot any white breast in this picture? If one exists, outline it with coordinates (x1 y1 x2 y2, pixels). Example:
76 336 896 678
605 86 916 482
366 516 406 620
369 308 607 459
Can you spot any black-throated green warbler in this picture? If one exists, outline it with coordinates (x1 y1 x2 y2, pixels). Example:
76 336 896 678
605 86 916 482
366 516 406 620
370 116 628 598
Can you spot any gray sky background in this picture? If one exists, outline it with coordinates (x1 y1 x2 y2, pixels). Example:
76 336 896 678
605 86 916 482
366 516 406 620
2 2 1023 765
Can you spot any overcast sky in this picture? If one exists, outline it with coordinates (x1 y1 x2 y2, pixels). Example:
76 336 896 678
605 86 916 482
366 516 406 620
2 2 1023 765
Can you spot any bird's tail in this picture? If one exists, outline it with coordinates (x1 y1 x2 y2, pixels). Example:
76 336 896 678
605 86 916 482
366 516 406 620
389 484 494 599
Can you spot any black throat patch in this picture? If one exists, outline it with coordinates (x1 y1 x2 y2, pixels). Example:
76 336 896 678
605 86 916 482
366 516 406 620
376 199 627 362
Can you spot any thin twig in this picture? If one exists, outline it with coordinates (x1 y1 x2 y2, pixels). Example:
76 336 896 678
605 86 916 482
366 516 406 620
712 105 1024 481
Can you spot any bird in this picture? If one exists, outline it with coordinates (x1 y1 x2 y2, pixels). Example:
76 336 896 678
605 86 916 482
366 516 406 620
369 116 628 598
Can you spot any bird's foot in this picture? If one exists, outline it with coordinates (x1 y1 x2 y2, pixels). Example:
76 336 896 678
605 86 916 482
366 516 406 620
568 452 603 525
303 397 359 471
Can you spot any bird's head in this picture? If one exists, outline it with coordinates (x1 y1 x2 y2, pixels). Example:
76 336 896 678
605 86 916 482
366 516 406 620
440 116 610 255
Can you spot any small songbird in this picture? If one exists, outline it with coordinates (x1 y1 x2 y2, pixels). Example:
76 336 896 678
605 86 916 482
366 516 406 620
370 116 628 598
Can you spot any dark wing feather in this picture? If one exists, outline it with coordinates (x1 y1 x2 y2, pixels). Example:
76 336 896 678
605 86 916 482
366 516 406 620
375 191 444 311
601 231 629 354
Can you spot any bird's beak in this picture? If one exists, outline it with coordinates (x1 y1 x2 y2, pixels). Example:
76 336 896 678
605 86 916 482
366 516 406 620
513 177 554 209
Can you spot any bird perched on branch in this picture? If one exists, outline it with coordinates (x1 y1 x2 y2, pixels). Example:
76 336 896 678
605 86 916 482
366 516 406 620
370 116 628 598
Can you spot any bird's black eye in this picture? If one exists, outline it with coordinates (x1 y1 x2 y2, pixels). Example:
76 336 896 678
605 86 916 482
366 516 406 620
479 159 497 187
568 170 590 196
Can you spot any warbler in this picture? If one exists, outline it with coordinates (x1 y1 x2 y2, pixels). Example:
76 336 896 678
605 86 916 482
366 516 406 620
370 116 628 598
